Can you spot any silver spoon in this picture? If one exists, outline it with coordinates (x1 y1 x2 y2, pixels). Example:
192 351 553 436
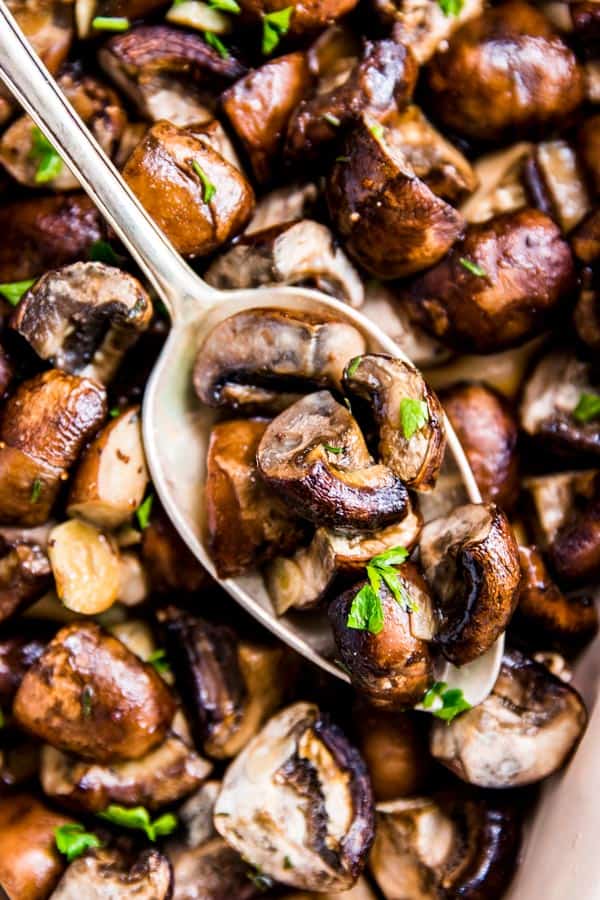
0 4 502 704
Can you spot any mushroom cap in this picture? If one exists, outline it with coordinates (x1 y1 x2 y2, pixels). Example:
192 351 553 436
257 390 410 531
50 848 172 900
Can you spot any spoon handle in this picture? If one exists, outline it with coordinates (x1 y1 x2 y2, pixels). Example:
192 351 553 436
0 3 214 320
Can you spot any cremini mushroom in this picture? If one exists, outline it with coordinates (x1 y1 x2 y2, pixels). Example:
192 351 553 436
245 181 319 234
522 469 598 550
0 627 48 708
237 0 360 36
47 519 121 615
419 503 521 665
430 649 587 787
169 836 263 900
8 0 73 76
383 0 483 63
50 849 172 900
75 0 166 38
460 143 532 224
141 498 207 593
523 140 591 234
549 477 600 583
572 208 600 264
214 702 375 892
0 533 52 624
354 707 431 801
578 114 600 198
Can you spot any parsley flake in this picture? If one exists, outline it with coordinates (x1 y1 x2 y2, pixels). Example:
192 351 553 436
347 545 414 634
422 681 471 722
335 155 350 162
30 478 42 504
91 15 130 30
323 444 343 454
368 121 385 140
459 257 487 278
346 356 362 378
29 127 63 184
438 0 464 14
81 685 94 718
148 648 171 675
0 709 4 728
55 824 102 862
89 239 122 266
98 804 178 841
323 113 341 127
261 6 293 54
209 0 241 10
0 279 35 306
191 160 217 203
400 397 429 440
136 493 154 530
109 407 120 418
573 392 600 424
204 30 229 58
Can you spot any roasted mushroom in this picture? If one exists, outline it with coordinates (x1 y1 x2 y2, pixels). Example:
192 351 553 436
523 139 591 234
343 354 446 491
460 143 532 224
214 702 375 891
326 117 464 279
50 848 172 900
193 308 366 411
257 391 410 531
430 649 587 787
0 534 52 624
572 209 600 264
522 468 598 550
0 628 48 708
47 519 122 615
169 836 263 900
426 1 584 142
550 478 600 584
141 498 207 593
354 708 430 801
403 209 575 353
419 503 521 665
13 622 176 762
12 262 153 384
8 0 73 75
245 181 319 234
385 0 483 63
578 114 600 198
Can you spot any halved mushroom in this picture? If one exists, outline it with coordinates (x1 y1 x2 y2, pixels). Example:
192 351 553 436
523 140 591 233
382 0 483 63
168 837 263 900
159 605 294 758
550 479 600 583
326 117 464 279
12 262 153 384
223 52 312 183
354 707 430 801
50 849 172 900
522 469 598 549
214 702 375 891
285 40 417 162
0 369 106 526
205 418 306 578
430 648 587 787
257 391 410 531
426 1 584 142
266 501 422 614
193 308 366 410
0 628 48 707
403 209 575 353
123 121 255 258
578 114 600 198
245 181 319 234
370 793 521 899
13 621 176 762
329 562 435 708
343 354 446 492
0 534 52 624
204 220 364 308
441 382 519 509
8 0 73 75
572 208 600 264
419 503 521 665
460 143 532 224
141 498 207 593
192 118 242 171
47 519 121 615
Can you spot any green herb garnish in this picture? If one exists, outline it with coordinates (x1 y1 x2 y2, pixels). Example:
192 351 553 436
204 30 229 58
459 257 487 278
283 855 294 869
91 15 130 30
0 279 35 306
347 582 384 634
573 392 600 424
81 685 93 718
400 397 429 440
438 0 464 15
209 0 241 11
261 6 293 54
347 546 414 634
191 160 216 203
323 113 341 127
109 407 120 418
29 127 63 184
55 824 102 862
136 494 154 530
335 155 350 162
323 444 343 454
368 121 385 140
89 239 121 266
346 356 362 378
0 709 4 728
422 681 471 722
30 478 42 504
148 648 171 675
98 804 178 841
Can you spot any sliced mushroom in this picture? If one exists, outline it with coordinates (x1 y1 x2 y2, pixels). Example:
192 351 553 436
141 498 207 593
0 534 52 624
204 221 364 308
266 502 422 614
403 209 575 353
343 354 446 491
159 605 293 758
206 418 306 578
123 121 255 257
285 40 417 162
0 369 106 526
430 648 587 787
13 621 176 762
384 0 483 63
193 308 366 410
419 503 521 665
326 117 464 279
214 702 375 891
441 382 519 509
169 836 263 900
0 628 48 707
522 469 598 549
329 562 435 708
245 181 319 234
12 262 153 384
427 1 584 142
50 848 172 900
550 478 600 583
257 391 410 531
223 52 312 183
370 793 521 899
354 708 430 801
523 140 591 233
460 143 532 224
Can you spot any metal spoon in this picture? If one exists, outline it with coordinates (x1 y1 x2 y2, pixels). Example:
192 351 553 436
0 4 502 703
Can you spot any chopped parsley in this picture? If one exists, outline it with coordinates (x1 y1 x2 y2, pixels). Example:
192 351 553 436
335 155 350 163
0 279 35 306
204 30 229 58
191 160 216 203
368 121 385 141
400 397 429 440
148 648 171 675
136 493 154 530
422 681 471 722
283 855 294 870
261 6 293 54
89 239 121 266
0 709 4 728
98 804 178 841
55 824 102 862
346 356 362 378
573 392 600 424
323 113 341 127
109 406 121 418
209 0 241 10
459 257 487 278
29 127 63 184
347 546 414 634
323 444 343 454
438 0 464 14
91 15 130 30
80 685 94 718
30 478 42 504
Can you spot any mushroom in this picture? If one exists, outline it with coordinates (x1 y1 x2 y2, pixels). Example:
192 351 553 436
75 0 167 38
47 519 122 615
419 503 521 665
214 702 375 892
460 143 532 224
523 140 591 233
192 118 242 171
238 0 360 35
7 0 73 75
123 121 255 258
328 562 435 708
0 193 103 283
141 499 207 593
403 209 575 353
205 418 306 578
169 837 264 900
519 349 600 457
354 708 431 801
370 793 522 899
50 848 172 900
193 308 366 410
285 40 417 162
0 793 71 900
0 534 52 624
159 605 294 758
382 0 483 64
343 354 446 492
257 391 410 531
426 1 584 142
522 469 598 549
279 880 377 900
0 369 106 526
13 621 176 762
574 266 600 351
572 208 600 264
441 382 519 509
578 114 600 198
204 220 364 308
0 628 48 708
266 501 422 614
430 648 587 787
223 52 312 183
12 262 153 384
326 117 464 279
245 181 319 234
549 478 600 583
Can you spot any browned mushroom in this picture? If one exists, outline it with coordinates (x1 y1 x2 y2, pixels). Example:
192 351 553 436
441 382 519 509
430 649 587 787
523 139 591 234
0 628 48 708
460 143 532 224
572 208 600 263
8 0 73 75
0 523 52 626
578 115 600 198
426 1 584 142
383 0 484 63
50 848 172 900
326 117 464 279
237 0 360 37
141 498 207 593
13 621 176 762
419 503 521 665
403 209 575 353
550 478 600 583
522 469 598 550
205 418 306 578
123 120 255 257
354 707 431 801
75 0 167 38
574 266 600 351
169 836 264 900
245 181 319 234
257 391 410 531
